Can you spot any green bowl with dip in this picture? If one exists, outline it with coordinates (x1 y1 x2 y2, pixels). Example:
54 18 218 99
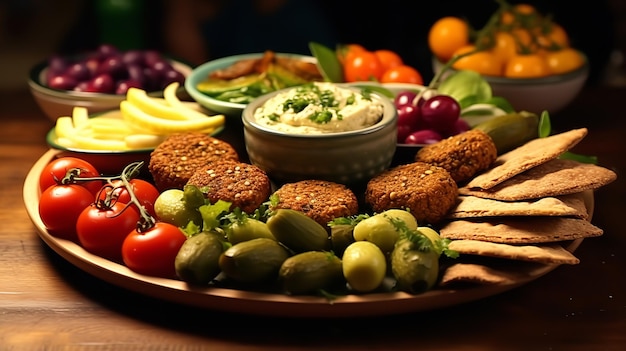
242 82 398 188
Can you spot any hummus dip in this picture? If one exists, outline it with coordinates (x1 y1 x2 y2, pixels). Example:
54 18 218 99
253 82 384 134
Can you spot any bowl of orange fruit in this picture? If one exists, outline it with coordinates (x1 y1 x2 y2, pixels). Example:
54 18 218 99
429 2 589 114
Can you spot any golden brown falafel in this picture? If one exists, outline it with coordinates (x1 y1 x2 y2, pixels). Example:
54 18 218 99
415 129 497 184
149 132 239 191
271 180 360 227
186 160 271 214
365 162 458 225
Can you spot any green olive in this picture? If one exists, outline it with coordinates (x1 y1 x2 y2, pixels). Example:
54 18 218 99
342 241 387 293
391 238 439 294
352 209 418 254
417 226 443 257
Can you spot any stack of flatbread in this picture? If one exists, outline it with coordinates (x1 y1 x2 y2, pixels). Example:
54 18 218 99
436 128 618 287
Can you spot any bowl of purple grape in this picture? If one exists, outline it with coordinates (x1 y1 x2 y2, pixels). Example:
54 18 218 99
28 43 192 121
347 82 470 166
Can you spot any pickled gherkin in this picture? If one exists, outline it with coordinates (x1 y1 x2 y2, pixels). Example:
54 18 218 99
219 238 290 284
175 231 225 284
279 251 343 295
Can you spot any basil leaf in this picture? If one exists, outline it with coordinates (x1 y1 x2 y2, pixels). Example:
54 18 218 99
538 111 552 138
309 42 343 83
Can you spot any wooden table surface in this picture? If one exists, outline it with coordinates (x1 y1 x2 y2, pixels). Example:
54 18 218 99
1 86 625 350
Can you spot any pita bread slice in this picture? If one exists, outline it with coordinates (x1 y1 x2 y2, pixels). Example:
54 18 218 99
466 128 588 190
439 263 533 286
459 158 617 201
447 193 588 219
447 240 580 265
439 217 603 244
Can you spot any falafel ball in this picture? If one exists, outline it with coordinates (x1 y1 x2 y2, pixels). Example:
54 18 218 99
186 160 272 214
365 162 458 225
271 180 360 227
149 132 239 191
415 129 497 184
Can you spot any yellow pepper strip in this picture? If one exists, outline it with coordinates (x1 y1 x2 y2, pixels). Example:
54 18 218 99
54 116 75 139
120 100 225 134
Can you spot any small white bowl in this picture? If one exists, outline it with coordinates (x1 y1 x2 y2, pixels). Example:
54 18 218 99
432 57 589 114
185 52 320 117
242 84 398 187
28 59 192 122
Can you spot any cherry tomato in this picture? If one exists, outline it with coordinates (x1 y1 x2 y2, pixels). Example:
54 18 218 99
343 50 385 82
491 31 518 66
39 157 102 195
380 65 424 84
452 45 501 76
504 53 550 78
76 202 140 262
97 179 160 217
545 48 585 75
336 43 367 65
39 184 95 241
536 22 569 50
374 49 404 72
428 16 469 62
121 222 187 279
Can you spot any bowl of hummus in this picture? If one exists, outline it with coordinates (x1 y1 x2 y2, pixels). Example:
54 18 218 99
242 82 397 187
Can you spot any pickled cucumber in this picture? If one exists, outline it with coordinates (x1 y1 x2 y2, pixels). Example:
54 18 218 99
279 251 343 295
219 238 290 284
175 231 225 284
474 111 539 154
352 209 418 254
266 209 330 253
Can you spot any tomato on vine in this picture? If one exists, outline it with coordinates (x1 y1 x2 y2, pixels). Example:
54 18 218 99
39 157 102 196
76 201 140 262
39 184 95 241
121 221 187 279
97 178 160 217
545 48 585 74
504 53 550 78
451 45 501 76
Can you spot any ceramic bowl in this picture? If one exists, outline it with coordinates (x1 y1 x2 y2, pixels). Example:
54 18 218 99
28 58 192 122
432 56 589 114
185 52 319 117
45 105 223 176
242 84 398 187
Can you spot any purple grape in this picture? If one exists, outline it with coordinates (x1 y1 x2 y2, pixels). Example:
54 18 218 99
420 95 460 133
47 74 78 90
97 44 120 58
396 104 421 142
47 55 69 75
115 79 142 94
404 129 442 145
64 62 91 81
121 50 145 66
85 73 115 93
97 55 127 80
394 90 418 108
160 69 185 88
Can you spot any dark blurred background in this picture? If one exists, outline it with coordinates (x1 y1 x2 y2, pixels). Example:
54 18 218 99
2 0 626 91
